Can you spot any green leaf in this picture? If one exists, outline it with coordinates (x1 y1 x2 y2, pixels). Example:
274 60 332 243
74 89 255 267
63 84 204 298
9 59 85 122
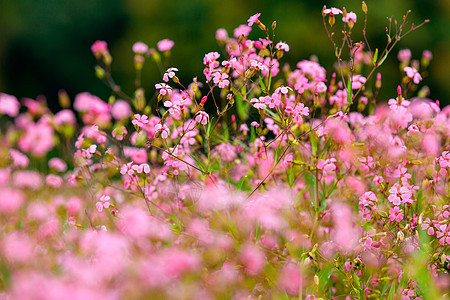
190 154 206 173
347 75 353 105
254 223 261 244
288 167 295 186
309 131 318 156
318 265 335 292
387 282 396 300
372 48 378 65
259 77 266 91
377 52 389 67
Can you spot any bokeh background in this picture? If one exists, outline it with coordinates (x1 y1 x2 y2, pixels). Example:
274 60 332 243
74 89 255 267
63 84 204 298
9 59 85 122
0 0 449 111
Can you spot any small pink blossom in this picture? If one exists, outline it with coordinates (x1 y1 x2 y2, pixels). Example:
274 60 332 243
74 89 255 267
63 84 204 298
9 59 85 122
233 24 252 38
91 40 108 57
323 7 343 15
155 123 170 139
194 111 209 125
48 158 67 172
212 72 230 88
389 206 404 222
163 67 178 82
247 13 261 26
404 66 422 84
96 195 111 212
155 83 173 96
250 97 267 110
215 28 228 41
342 12 357 23
275 41 290 52
157 39 174 52
132 42 148 54
0 93 20 117
132 114 149 128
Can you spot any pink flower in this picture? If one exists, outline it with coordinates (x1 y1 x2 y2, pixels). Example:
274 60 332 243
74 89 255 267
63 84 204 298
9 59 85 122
239 244 265 275
404 66 422 84
247 13 261 26
250 59 269 72
342 12 357 23
132 114 149 127
132 163 151 174
132 42 148 54
351 75 367 90
0 188 24 214
91 40 108 56
163 67 178 82
111 100 132 120
96 195 111 212
120 162 135 176
48 158 67 172
155 123 170 139
157 39 174 52
250 97 267 110
398 49 411 62
213 72 230 88
194 111 209 125
46 174 63 188
233 24 252 38
275 86 293 95
275 41 290 52
18 122 55 157
155 83 173 96
389 206 404 222
215 28 228 41
0 93 20 117
323 7 343 15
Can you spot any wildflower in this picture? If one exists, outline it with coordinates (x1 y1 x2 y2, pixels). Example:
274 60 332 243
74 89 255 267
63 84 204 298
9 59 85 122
250 59 269 72
96 195 111 212
215 28 228 41
163 67 178 82
389 206 404 222
154 124 170 139
155 83 173 96
212 72 230 88
398 49 411 62
132 42 148 54
404 66 422 84
132 114 149 128
342 12 357 24
274 86 293 95
111 100 132 120
0 93 20 117
250 97 267 110
247 13 261 26
323 7 343 15
132 163 151 174
275 41 290 52
194 111 209 125
157 39 174 52
91 40 108 57
233 24 252 38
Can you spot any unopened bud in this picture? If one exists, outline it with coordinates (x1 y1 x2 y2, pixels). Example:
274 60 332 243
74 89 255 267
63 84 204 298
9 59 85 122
314 275 319 286
362 1 368 14
257 22 266 31
95 66 105 79
397 85 402 104
375 73 382 89
173 76 180 84
397 231 404 243
58 90 71 109
272 21 277 30
192 77 198 94
328 14 336 26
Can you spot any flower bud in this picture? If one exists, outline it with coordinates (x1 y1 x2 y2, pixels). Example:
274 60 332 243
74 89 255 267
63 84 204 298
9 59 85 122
272 21 277 30
397 231 404 243
362 1 368 14
95 66 105 79
328 14 336 26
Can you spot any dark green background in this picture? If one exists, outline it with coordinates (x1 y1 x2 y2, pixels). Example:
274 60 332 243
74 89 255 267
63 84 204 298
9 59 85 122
0 0 449 110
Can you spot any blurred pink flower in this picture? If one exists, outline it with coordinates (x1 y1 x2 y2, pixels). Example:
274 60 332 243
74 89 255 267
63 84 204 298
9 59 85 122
132 41 148 54
0 93 20 117
157 39 174 52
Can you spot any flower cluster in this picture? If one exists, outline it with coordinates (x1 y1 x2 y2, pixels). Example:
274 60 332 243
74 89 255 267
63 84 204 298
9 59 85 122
0 5 448 300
